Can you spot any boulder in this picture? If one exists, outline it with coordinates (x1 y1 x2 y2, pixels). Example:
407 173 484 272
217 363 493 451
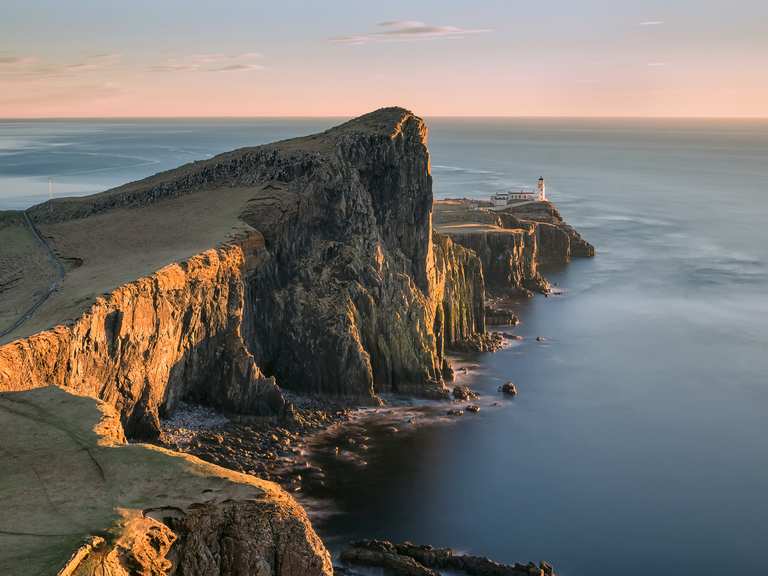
340 540 555 576
499 382 518 396
452 384 478 400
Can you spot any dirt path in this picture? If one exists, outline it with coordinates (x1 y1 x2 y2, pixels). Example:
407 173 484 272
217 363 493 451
0 212 64 341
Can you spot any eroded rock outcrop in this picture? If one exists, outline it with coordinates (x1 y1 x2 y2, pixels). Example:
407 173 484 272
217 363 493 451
501 201 595 263
432 202 547 296
340 539 555 576
242 111 488 398
0 238 284 438
0 386 332 576
433 199 594 297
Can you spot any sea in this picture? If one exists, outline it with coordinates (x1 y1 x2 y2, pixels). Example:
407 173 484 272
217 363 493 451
1 117 767 575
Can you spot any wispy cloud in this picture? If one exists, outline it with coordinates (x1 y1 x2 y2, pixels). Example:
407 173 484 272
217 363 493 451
0 55 37 66
63 53 122 72
0 80 124 107
332 20 492 45
647 61 667 67
639 20 665 26
150 52 264 73
0 53 121 79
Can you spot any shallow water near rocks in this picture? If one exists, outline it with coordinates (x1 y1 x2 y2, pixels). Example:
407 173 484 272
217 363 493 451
2 118 767 575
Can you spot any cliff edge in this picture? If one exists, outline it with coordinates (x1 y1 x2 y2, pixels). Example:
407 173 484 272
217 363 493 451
0 386 331 576
0 108 486 437
434 199 594 297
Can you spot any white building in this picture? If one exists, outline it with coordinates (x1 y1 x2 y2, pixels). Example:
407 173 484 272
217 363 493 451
508 190 538 201
489 177 546 209
491 192 510 207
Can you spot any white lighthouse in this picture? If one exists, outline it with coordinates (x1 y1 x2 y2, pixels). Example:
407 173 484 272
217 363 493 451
537 177 546 201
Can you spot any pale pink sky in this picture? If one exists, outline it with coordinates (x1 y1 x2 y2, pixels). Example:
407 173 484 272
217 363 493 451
2 1 767 118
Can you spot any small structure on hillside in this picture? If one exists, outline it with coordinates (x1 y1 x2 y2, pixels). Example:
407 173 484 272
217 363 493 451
490 177 546 209
491 191 511 207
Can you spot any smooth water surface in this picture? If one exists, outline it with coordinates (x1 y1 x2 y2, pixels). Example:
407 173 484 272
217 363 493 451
2 117 767 575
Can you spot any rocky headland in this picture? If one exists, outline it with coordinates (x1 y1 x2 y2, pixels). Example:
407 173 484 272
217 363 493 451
0 108 590 575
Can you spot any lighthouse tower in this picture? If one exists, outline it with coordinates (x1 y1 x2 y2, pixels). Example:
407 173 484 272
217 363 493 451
537 177 546 201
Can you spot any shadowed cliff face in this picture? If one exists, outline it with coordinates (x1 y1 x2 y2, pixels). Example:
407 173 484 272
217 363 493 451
243 110 478 398
0 107 487 433
501 201 595 263
433 200 595 297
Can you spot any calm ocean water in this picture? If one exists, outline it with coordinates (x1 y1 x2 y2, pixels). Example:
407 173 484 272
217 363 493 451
2 118 767 574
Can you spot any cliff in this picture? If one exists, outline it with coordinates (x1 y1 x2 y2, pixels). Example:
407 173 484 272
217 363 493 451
0 386 331 576
0 108 488 435
433 199 594 297
500 200 595 263
0 240 285 439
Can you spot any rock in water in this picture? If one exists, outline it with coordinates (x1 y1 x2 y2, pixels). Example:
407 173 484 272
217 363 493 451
453 384 479 400
340 540 555 576
500 382 518 396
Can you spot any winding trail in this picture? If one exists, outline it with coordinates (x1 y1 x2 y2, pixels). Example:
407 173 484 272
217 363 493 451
0 211 65 341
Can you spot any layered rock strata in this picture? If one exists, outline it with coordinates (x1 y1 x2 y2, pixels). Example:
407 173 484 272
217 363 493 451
501 200 594 263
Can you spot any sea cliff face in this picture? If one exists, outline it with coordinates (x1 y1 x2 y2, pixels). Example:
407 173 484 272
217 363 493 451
0 108 490 433
0 238 284 439
433 204 547 296
501 201 595 264
433 200 594 297
242 113 490 399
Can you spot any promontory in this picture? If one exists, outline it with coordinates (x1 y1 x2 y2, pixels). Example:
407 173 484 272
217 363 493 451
0 107 592 575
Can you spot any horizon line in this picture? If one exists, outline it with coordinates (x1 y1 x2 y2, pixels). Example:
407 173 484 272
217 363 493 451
2 114 768 121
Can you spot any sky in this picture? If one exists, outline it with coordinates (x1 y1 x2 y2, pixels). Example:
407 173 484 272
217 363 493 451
1 0 766 118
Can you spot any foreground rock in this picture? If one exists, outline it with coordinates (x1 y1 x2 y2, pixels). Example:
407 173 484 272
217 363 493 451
0 387 332 576
340 539 554 576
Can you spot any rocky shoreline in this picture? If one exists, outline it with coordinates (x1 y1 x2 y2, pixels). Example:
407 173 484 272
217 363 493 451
154 331 529 497
339 540 554 576
158 395 354 491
